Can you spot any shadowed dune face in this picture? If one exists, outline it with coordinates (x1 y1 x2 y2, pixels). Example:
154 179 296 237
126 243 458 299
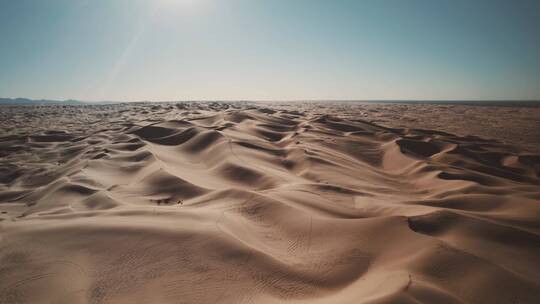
1 102 540 304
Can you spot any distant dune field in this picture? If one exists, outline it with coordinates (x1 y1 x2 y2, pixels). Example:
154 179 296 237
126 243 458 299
1 102 539 303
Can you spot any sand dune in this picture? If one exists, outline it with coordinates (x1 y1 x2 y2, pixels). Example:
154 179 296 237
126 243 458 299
1 102 539 303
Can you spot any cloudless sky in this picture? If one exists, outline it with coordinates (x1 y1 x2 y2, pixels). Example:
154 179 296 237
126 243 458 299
1 0 539 101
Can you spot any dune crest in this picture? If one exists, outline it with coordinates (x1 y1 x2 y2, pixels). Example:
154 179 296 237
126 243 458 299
1 102 539 303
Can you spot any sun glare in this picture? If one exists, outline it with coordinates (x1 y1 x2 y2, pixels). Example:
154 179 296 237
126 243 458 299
157 0 199 7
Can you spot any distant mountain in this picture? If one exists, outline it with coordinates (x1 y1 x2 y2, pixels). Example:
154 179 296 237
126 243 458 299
0 98 85 105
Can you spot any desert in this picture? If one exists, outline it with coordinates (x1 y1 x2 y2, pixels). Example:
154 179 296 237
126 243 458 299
1 101 539 303
3 0 540 302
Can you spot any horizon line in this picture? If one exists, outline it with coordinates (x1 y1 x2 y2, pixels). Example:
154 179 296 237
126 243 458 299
2 97 540 103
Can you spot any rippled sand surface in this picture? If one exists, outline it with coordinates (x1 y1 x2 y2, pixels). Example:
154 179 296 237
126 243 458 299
1 102 539 303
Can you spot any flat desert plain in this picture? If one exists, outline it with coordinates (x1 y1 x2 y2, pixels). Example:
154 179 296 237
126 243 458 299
1 102 539 304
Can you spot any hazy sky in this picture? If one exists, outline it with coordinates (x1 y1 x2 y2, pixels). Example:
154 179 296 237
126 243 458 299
1 0 539 101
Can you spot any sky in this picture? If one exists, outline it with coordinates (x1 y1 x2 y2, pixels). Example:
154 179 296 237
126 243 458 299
1 0 539 101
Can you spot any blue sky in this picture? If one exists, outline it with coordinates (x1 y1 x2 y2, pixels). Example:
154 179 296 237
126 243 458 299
1 0 539 101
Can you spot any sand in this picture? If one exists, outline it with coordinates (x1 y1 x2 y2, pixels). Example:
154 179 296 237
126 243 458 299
1 101 539 303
